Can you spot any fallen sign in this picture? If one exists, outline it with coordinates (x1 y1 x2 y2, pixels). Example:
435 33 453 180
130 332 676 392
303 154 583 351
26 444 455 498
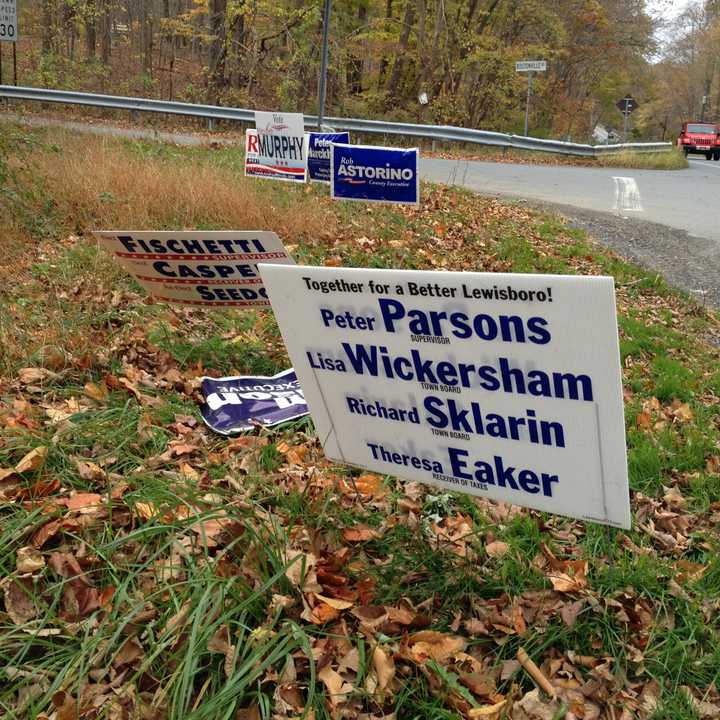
200 368 308 435
245 111 308 183
94 230 294 307
259 265 631 528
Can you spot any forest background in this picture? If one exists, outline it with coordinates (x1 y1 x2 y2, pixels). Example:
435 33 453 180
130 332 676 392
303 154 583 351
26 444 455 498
6 1 720 143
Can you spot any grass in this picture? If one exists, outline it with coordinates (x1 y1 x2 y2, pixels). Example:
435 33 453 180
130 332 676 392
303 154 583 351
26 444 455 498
1 124 719 719
594 149 688 170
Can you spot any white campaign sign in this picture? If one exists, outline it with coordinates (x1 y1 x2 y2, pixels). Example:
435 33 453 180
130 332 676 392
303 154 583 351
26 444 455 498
94 231 294 307
259 265 630 528
0 0 17 42
250 111 307 183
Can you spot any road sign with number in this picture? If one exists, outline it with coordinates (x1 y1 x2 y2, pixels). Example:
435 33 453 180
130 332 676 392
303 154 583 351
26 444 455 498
0 0 17 42
516 60 547 73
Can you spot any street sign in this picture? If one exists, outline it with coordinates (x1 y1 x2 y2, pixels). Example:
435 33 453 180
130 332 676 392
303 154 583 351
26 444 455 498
0 0 17 42
516 60 546 73
616 95 638 115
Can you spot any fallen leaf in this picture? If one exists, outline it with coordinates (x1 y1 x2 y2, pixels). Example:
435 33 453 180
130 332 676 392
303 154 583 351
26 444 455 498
407 630 467 662
16 547 45 574
18 367 58 384
548 560 588 593
75 460 106 482
84 381 109 402
65 493 103 512
468 700 507 718
1 576 38 624
315 593 354 611
114 636 145 668
15 446 48 474
343 524 381 542
512 688 561 720
318 665 353 705
485 541 510 558
560 599 585 628
373 646 396 693
31 519 63 548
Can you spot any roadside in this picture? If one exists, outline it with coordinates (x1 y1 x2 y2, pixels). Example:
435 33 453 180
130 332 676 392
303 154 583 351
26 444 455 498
2 125 719 718
5 112 715 309
524 201 720 312
2 107 685 170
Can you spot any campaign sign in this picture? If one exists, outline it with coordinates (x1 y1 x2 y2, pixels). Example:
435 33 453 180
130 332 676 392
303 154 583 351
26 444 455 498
246 111 308 183
331 144 419 205
94 231 294 307
306 132 350 183
258 265 631 528
200 368 308 435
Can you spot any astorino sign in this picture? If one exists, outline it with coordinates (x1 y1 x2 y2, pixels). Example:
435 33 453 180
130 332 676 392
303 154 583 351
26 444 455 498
200 368 308 435
259 265 630 528
331 144 419 205
95 230 294 307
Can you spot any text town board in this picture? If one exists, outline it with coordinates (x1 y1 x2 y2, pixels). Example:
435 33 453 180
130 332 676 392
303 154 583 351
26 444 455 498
260 265 630 528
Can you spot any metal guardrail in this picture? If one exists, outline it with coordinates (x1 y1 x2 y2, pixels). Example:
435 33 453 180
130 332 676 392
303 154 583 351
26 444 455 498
0 85 672 158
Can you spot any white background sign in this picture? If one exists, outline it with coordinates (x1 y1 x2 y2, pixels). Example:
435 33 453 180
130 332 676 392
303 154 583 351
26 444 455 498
260 265 630 528
95 230 294 307
516 60 547 73
251 111 307 183
0 0 17 42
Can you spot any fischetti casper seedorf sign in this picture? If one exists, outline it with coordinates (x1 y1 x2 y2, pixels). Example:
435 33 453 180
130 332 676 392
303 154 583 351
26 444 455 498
259 265 631 529
94 231 294 307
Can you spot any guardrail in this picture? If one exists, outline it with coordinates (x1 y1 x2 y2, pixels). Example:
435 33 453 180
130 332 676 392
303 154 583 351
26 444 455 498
0 85 672 158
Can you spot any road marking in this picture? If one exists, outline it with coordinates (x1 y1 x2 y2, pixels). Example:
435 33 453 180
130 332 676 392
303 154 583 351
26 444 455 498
612 176 643 213
688 158 720 170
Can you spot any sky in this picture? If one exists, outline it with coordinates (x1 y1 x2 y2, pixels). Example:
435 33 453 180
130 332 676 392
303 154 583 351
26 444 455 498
646 0 695 51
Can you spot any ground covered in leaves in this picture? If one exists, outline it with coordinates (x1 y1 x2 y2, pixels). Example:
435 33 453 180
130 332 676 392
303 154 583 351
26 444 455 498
1 126 719 720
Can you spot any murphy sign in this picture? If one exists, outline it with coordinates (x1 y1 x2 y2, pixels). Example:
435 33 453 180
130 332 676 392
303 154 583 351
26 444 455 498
259 265 631 528
95 230 294 307
247 111 307 183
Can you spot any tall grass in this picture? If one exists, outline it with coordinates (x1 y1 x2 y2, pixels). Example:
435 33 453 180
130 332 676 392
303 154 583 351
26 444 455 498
0 127 335 261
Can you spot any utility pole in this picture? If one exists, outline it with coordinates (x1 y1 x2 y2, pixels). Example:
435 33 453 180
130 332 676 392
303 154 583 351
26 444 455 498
317 0 331 130
524 71 533 136
623 98 630 141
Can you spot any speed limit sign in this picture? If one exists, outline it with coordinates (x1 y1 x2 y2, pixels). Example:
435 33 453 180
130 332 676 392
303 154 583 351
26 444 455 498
0 0 17 42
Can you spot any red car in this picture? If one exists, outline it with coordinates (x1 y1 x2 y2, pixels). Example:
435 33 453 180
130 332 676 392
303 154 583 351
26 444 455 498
677 122 720 160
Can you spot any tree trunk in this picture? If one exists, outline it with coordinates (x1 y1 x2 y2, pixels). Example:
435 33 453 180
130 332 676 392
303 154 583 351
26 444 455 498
100 0 111 64
208 0 227 104
378 0 394 84
386 0 415 101
85 0 97 60
42 0 53 54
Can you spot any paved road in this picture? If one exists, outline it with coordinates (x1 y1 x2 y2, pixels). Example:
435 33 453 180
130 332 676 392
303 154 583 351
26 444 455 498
421 156 720 241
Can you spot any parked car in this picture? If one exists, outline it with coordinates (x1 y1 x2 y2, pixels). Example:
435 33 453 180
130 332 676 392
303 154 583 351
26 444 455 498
677 122 720 160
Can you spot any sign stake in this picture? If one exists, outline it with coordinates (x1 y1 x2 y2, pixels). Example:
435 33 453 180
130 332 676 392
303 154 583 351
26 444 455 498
524 71 533 137
317 0 332 130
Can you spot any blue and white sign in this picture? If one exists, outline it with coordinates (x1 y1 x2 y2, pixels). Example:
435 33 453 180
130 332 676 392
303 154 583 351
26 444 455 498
307 132 350 183
259 265 631 529
200 368 309 435
331 144 419 205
